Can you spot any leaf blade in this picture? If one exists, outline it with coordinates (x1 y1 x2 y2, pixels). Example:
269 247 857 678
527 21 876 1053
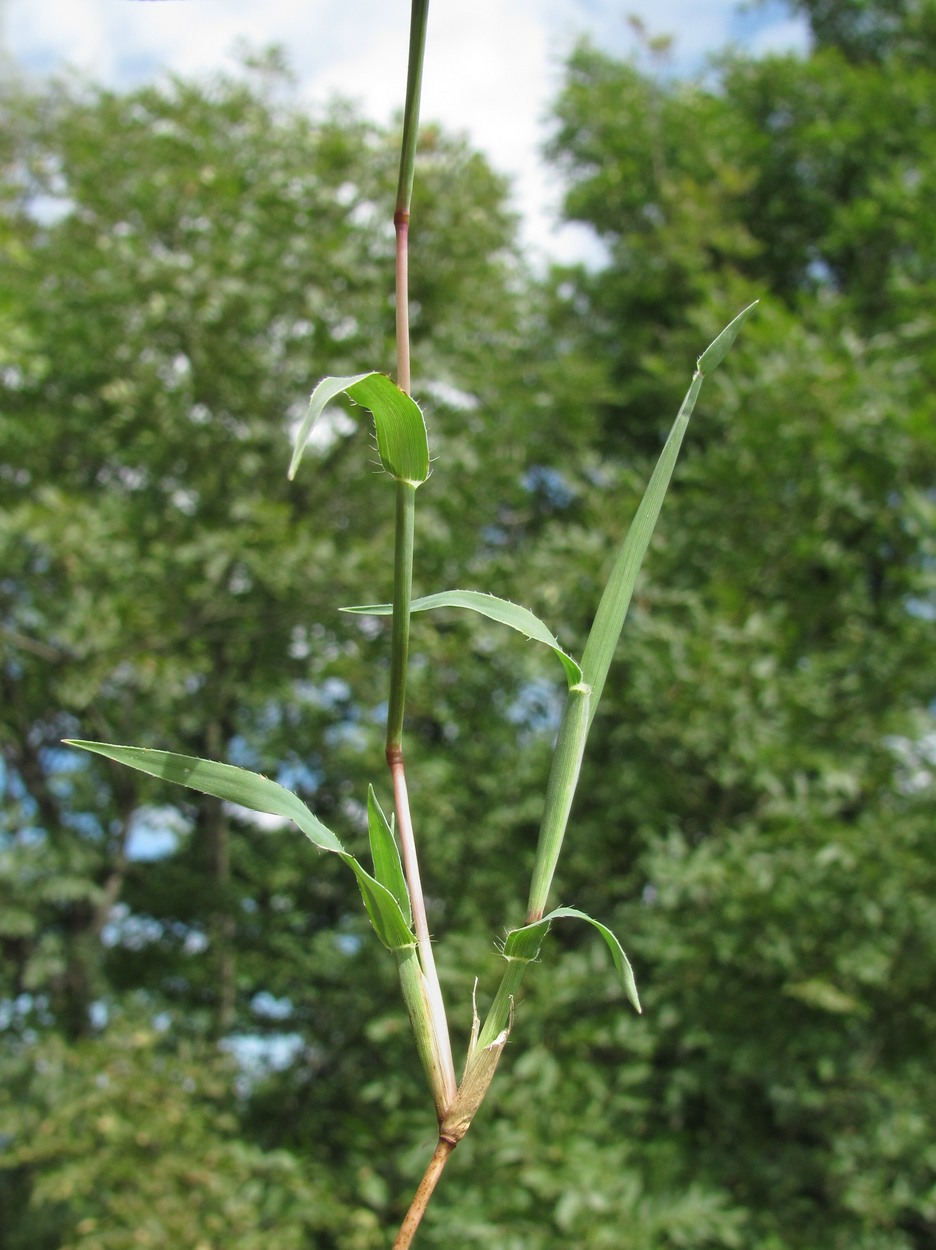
288 373 372 481
288 371 429 484
697 299 758 373
341 854 416 952
65 741 344 854
345 373 429 484
580 303 756 727
367 785 412 926
504 905 641 1013
343 589 583 687
66 742 416 953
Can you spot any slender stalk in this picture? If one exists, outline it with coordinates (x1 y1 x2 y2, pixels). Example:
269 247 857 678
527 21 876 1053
395 0 430 219
395 210 411 394
387 1 459 1236
386 485 457 1114
393 1137 456 1250
384 2 457 1118
393 0 428 394
386 482 416 750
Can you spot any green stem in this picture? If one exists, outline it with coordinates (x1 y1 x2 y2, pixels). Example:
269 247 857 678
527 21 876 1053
394 0 429 394
395 211 411 394
525 681 591 923
387 482 416 751
396 0 430 218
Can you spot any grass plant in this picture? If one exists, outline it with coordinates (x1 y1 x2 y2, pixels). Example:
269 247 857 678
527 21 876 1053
67 4 755 1244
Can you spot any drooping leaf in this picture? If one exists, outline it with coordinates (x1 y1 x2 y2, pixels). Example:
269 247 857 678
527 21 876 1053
65 742 416 951
288 371 429 484
580 303 757 728
65 741 344 852
504 906 641 1013
367 785 412 926
343 589 583 687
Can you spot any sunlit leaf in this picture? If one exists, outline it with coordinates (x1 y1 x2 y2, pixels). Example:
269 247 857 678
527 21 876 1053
288 371 429 484
697 300 758 373
580 304 756 728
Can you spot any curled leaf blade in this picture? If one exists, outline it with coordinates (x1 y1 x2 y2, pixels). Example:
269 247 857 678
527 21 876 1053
288 373 371 481
345 373 429 484
288 371 429 484
504 905 641 1013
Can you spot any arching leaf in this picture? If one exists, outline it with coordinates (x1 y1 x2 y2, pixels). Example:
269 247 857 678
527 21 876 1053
65 741 416 951
343 589 583 688
504 905 641 1013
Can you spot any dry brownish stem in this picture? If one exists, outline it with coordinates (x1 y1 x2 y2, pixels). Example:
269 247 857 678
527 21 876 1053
393 1137 457 1250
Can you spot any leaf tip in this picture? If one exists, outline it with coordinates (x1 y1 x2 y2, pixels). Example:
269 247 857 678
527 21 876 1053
696 299 759 374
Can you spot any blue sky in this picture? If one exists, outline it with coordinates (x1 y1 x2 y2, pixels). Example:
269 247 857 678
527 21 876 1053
3 0 809 255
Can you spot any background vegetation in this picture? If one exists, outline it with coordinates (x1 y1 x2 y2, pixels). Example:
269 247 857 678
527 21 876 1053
2 2 935 1246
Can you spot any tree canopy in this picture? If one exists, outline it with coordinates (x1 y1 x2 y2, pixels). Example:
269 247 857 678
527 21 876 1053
2 6 935 1247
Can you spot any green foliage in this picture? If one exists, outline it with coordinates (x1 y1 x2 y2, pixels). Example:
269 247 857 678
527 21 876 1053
3 2 936 1245
0 1025 359 1250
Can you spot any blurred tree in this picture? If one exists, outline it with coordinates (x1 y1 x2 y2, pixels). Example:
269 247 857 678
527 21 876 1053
451 6 935 1248
0 1021 361 1250
0 55 555 1246
3 2 936 1246
772 0 936 62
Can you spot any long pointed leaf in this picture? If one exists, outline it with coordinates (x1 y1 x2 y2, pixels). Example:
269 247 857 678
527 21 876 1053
65 741 344 853
580 301 757 728
288 371 429 484
367 785 412 925
505 905 641 1013
66 740 416 952
343 589 583 688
